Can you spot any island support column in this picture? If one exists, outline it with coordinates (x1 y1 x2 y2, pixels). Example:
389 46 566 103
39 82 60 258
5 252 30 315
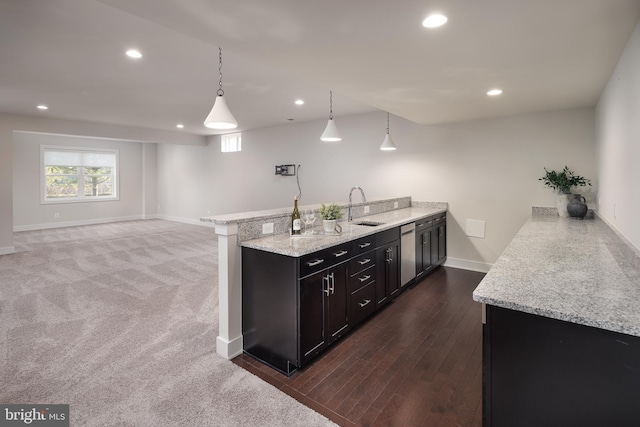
215 223 243 359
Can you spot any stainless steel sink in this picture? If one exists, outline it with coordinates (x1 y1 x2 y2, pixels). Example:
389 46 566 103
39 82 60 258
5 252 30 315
353 221 384 227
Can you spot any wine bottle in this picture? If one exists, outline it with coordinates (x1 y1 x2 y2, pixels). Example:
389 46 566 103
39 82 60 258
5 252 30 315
291 196 302 235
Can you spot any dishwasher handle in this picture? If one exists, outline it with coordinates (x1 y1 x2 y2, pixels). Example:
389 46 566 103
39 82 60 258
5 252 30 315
401 222 416 235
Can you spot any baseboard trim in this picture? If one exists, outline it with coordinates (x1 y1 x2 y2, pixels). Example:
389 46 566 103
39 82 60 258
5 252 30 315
0 246 16 255
157 214 215 227
217 335 244 360
14 215 145 232
444 257 493 273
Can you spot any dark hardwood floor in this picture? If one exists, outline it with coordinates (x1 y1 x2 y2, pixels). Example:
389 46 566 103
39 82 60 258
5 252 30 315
233 267 485 427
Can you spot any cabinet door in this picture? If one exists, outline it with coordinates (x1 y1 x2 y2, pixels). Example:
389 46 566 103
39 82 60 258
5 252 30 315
326 263 349 341
387 243 400 298
375 248 389 308
299 271 326 363
418 229 432 276
431 226 439 266
438 223 447 264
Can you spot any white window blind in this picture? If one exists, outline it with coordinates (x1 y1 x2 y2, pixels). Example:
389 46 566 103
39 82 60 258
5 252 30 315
43 150 116 167
41 146 119 204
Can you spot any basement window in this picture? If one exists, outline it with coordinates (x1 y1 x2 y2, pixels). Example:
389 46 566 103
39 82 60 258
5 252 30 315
221 133 242 153
41 146 119 204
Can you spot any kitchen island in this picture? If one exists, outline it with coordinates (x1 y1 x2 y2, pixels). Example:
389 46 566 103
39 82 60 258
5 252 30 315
201 197 447 361
473 215 640 426
241 204 447 374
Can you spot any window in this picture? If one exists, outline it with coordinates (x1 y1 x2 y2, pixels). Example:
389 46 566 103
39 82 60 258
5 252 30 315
221 133 241 152
41 146 118 203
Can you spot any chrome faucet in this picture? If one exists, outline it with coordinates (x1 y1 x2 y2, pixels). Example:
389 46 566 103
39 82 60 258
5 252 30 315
348 186 367 222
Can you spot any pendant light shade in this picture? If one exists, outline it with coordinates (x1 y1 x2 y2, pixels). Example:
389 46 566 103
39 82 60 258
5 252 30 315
321 119 342 142
321 90 342 142
380 112 397 151
204 47 238 130
204 95 237 129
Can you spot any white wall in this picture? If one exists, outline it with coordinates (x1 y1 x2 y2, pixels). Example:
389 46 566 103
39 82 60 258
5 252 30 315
0 113 205 249
596 20 640 249
13 132 146 230
157 107 596 268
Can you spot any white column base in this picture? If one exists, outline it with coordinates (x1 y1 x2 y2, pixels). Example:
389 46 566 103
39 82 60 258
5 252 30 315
216 335 244 359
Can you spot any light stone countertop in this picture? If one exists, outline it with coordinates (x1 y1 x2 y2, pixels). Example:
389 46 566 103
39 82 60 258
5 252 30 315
240 207 446 257
473 215 640 337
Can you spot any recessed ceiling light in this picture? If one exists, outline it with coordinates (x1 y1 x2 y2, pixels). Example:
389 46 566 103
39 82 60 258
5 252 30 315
37 105 48 110
487 89 503 96
422 14 448 28
126 49 142 59
176 124 184 129
294 99 304 105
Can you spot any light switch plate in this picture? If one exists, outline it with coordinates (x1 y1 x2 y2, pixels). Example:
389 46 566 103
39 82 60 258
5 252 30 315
393 202 399 209
364 205 370 214
262 223 274 234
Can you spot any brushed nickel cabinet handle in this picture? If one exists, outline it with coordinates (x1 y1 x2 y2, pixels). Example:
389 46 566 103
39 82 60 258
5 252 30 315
358 275 371 283
358 258 371 265
322 276 330 296
307 259 324 267
359 242 371 248
359 299 371 308
333 250 348 257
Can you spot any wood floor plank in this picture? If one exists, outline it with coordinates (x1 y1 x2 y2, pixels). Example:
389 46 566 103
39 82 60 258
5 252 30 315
233 267 485 427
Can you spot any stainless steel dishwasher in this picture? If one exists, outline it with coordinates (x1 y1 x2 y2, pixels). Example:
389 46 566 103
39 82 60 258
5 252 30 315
400 222 416 286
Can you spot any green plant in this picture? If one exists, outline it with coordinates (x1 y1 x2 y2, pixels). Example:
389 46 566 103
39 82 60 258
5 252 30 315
539 166 592 194
318 203 343 220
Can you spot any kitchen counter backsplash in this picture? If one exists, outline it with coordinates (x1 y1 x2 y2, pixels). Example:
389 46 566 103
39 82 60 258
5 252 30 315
201 197 446 244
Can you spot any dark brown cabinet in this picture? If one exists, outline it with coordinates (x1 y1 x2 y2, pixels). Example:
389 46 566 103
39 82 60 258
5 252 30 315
416 217 434 280
241 218 443 376
484 305 640 426
375 227 400 307
433 213 447 265
416 213 447 281
299 261 349 365
348 245 376 325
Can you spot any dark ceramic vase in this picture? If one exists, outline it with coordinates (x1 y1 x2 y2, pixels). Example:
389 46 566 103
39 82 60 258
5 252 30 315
567 194 588 219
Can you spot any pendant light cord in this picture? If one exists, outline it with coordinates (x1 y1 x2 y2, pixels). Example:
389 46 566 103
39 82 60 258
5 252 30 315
386 112 390 135
329 90 334 120
296 164 302 201
217 47 224 97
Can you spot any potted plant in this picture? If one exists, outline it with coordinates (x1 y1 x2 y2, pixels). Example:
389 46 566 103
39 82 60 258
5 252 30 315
319 203 343 233
539 166 591 217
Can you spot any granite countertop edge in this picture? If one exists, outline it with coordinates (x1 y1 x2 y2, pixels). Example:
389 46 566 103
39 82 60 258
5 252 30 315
473 215 640 338
240 206 446 257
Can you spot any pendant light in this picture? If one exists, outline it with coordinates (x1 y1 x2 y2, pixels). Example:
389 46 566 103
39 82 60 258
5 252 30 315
320 90 342 142
204 47 238 130
380 112 397 151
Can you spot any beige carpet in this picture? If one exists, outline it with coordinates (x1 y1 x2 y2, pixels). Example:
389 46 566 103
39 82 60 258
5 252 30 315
0 219 335 426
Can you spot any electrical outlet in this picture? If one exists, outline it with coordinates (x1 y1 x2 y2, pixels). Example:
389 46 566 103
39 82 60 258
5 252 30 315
393 202 399 209
262 223 274 234
54 213 59 219
364 205 370 214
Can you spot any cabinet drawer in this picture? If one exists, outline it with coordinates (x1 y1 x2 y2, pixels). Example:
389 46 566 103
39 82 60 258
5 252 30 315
349 251 375 274
416 217 433 230
348 264 375 294
376 227 400 247
433 213 446 224
350 282 376 325
299 242 351 277
352 236 376 255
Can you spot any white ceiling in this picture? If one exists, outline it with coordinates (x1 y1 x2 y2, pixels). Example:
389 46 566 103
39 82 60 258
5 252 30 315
1 0 639 136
